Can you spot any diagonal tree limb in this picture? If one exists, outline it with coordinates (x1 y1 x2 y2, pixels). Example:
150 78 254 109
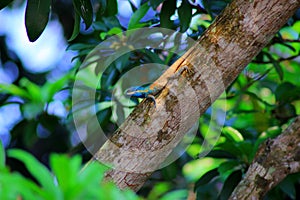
229 115 300 199
89 0 300 191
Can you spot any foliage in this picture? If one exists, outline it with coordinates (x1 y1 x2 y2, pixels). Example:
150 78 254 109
0 74 71 119
0 141 140 200
0 0 300 199
187 20 300 197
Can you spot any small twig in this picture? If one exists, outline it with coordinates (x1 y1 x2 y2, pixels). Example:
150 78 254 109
253 54 299 64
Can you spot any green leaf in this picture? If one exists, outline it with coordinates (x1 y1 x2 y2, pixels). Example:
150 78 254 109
93 21 108 31
222 126 244 142
218 160 240 176
73 163 109 198
273 103 297 121
104 0 118 16
97 108 113 127
279 42 296 52
102 16 122 29
0 173 45 200
97 0 107 15
41 73 70 102
73 0 93 29
162 163 178 180
160 189 188 200
194 168 219 190
7 149 62 199
0 83 30 99
142 49 164 64
244 91 273 107
22 102 44 119
216 141 243 159
178 0 192 32
101 64 121 89
68 11 81 41
206 150 236 159
149 0 165 9
202 0 230 18
20 78 42 102
147 182 171 200
79 161 108 183
128 3 150 30
100 32 108 40
275 82 300 103
21 120 38 146
265 53 283 80
50 154 82 195
0 141 5 170
0 0 14 10
235 141 254 162
107 27 123 36
25 0 51 42
66 162 108 199
279 176 296 199
183 158 224 182
218 170 242 200
67 43 96 51
160 0 176 29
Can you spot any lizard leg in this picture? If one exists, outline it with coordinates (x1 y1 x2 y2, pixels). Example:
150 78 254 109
146 94 156 107
169 65 191 80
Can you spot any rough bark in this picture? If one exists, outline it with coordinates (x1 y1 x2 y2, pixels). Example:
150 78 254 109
229 116 300 199
89 0 300 191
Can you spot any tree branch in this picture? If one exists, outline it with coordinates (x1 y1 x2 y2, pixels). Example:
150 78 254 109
89 0 300 191
253 54 300 64
229 115 300 199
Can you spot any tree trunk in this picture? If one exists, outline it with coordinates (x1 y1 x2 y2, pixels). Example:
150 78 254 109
89 0 300 191
229 116 300 199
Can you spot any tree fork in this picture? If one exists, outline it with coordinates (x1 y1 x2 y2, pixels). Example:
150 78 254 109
89 0 300 191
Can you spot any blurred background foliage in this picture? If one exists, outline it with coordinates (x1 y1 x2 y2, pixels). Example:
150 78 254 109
0 0 300 199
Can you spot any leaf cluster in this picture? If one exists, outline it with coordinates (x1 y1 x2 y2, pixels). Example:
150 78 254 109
0 141 140 200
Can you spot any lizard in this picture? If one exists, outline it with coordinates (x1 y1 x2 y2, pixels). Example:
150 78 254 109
124 57 191 106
